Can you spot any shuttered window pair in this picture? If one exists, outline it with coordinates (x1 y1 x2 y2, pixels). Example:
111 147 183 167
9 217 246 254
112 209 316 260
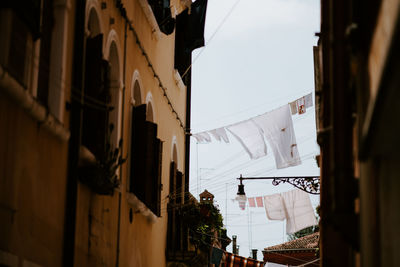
130 104 163 216
81 34 112 161
167 161 185 252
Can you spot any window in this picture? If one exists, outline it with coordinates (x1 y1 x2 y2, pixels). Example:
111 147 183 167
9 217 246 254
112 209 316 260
167 161 187 253
1 0 69 121
81 34 112 160
147 0 175 35
36 0 53 106
0 6 37 88
130 104 163 216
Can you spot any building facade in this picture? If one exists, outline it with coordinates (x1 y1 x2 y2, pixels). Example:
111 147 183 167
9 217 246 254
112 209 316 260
316 0 400 266
0 0 205 266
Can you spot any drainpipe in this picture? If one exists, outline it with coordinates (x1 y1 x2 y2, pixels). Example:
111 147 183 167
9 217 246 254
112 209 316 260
184 59 192 202
115 17 128 267
63 0 86 265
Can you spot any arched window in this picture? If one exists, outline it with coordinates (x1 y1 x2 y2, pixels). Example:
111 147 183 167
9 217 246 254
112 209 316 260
107 41 122 147
129 83 163 216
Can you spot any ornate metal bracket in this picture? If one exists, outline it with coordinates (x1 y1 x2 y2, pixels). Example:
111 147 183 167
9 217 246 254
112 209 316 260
237 175 320 195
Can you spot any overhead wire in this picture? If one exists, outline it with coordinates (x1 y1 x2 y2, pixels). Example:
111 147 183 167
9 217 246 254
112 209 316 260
181 0 243 80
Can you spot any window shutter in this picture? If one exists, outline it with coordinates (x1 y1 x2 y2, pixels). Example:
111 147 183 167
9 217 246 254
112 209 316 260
176 171 183 205
169 162 177 201
36 0 53 106
82 34 110 160
167 161 177 253
144 121 158 211
154 138 163 216
7 14 28 86
1 0 42 38
130 104 147 199
148 0 175 35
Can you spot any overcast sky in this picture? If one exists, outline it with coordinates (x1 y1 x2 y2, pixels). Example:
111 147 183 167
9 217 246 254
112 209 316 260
188 0 320 259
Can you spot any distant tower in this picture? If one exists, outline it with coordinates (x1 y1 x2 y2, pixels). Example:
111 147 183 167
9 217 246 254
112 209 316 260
199 189 214 204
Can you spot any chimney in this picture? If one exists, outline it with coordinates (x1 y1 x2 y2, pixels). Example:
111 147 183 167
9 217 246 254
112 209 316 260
252 249 258 260
232 235 237 254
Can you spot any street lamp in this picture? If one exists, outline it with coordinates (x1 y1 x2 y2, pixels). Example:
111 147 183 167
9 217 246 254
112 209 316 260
236 174 320 197
235 177 247 210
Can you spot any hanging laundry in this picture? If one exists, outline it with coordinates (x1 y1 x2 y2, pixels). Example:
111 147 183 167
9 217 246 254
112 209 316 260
305 92 313 108
256 196 264 207
209 127 230 143
281 189 317 234
227 120 267 160
192 132 211 143
289 101 298 115
253 105 301 169
211 247 224 266
263 193 286 220
297 96 306 114
248 197 256 207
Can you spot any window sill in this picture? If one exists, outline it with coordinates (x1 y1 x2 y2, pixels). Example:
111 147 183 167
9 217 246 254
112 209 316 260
126 192 157 223
0 65 70 142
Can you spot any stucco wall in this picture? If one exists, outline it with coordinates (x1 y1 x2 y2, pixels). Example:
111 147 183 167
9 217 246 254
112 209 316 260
74 0 187 266
0 94 69 266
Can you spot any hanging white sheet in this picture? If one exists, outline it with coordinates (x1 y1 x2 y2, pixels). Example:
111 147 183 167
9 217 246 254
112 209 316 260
209 127 230 143
253 105 301 169
281 189 317 234
226 119 267 160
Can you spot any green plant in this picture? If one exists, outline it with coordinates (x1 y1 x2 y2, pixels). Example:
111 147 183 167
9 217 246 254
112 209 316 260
181 202 224 252
78 124 126 195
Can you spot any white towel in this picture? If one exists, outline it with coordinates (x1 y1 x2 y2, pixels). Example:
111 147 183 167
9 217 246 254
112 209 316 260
305 93 313 108
253 105 301 169
227 120 267 160
192 132 211 143
297 96 306 114
209 127 229 143
289 101 298 115
264 194 285 220
281 189 317 234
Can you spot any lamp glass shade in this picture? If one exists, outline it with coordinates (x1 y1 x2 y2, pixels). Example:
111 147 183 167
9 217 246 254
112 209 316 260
235 194 247 210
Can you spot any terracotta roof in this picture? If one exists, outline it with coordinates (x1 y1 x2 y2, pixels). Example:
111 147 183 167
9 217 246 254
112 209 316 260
264 232 319 251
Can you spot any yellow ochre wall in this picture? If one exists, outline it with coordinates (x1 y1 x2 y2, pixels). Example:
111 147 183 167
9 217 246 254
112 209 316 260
73 0 187 266
0 0 76 265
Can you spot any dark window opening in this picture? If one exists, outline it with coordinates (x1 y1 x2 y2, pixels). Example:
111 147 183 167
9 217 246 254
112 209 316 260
167 161 189 256
81 34 112 161
130 104 163 216
148 0 175 35
36 0 54 106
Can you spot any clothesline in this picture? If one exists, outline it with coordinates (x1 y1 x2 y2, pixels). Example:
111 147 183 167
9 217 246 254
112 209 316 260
191 92 314 169
236 189 317 234
192 92 313 138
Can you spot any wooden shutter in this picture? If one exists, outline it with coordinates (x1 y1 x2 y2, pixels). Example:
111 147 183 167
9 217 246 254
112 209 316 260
154 138 163 216
169 162 177 201
176 171 183 205
82 34 111 160
167 161 177 252
36 0 53 105
148 0 175 35
130 104 147 200
143 121 158 211
2 0 42 38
